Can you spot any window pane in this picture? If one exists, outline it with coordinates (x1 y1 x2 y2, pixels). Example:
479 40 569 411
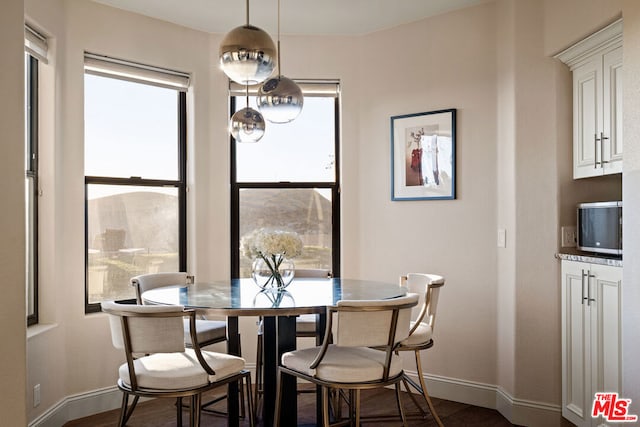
25 177 36 317
238 188 333 277
84 74 178 180
25 53 38 324
235 97 336 183
87 184 179 303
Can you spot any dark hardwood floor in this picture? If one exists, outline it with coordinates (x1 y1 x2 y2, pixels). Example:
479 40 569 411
64 386 516 427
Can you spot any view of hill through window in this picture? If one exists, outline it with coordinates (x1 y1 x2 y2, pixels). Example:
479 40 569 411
238 188 333 277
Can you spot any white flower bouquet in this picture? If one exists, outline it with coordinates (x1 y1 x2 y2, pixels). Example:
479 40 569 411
241 228 303 290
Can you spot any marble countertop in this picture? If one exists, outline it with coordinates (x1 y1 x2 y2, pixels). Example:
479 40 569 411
556 252 623 267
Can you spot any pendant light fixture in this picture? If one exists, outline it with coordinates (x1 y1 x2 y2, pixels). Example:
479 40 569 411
229 85 266 143
257 0 304 123
219 0 277 85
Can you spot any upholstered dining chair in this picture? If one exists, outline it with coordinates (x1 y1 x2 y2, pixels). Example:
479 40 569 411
131 272 240 417
131 272 228 348
254 268 332 410
397 273 445 426
101 301 253 427
274 293 419 426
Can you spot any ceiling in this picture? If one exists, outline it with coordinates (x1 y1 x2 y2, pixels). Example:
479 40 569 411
90 0 485 36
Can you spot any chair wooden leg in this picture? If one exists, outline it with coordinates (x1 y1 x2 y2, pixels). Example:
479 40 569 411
322 386 331 427
239 378 246 419
176 397 183 427
354 389 361 426
348 389 355 423
414 350 444 427
118 393 139 427
117 392 128 427
329 388 342 421
245 373 255 427
273 368 283 427
254 331 263 415
395 383 408 427
192 394 202 427
402 376 427 417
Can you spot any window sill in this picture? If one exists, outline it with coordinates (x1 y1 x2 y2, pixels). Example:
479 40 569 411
27 323 58 340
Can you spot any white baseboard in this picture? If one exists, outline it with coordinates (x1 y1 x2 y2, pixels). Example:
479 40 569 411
404 370 564 427
29 366 562 427
29 386 122 427
28 366 261 427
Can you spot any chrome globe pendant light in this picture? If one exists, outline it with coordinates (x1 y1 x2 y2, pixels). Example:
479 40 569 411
257 0 304 123
219 0 277 85
229 85 266 143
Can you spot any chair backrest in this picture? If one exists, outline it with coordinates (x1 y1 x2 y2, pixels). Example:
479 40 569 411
101 301 187 354
131 272 190 304
101 301 216 391
295 268 332 278
332 293 419 348
400 273 445 332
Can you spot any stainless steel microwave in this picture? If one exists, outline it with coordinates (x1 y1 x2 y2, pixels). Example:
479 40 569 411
577 201 622 256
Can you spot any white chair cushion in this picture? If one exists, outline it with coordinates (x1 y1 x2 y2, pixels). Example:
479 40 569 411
119 348 245 390
183 319 227 345
295 314 317 334
399 321 433 347
281 345 403 383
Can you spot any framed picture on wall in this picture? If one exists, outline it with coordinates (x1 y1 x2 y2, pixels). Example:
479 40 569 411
391 108 456 201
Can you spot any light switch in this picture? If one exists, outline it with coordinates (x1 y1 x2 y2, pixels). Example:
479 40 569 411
497 229 507 248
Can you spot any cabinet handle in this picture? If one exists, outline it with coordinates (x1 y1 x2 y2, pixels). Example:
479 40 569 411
594 134 601 168
587 271 596 306
581 270 588 304
600 132 609 165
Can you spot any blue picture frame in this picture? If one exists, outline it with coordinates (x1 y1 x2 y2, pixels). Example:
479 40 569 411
391 108 456 201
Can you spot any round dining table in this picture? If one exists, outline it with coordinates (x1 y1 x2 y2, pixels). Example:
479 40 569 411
142 277 407 427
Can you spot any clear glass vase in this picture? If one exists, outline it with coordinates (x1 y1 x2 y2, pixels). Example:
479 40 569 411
251 255 295 291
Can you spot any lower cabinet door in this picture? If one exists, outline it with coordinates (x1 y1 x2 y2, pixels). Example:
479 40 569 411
562 260 591 427
590 264 622 427
562 260 622 427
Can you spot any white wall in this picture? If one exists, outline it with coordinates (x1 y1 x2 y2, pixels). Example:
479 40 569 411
0 0 27 424
496 0 517 403
357 2 500 386
621 0 640 407
511 0 560 406
18 0 640 425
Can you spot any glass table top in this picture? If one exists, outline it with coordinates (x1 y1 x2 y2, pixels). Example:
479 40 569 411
142 277 407 316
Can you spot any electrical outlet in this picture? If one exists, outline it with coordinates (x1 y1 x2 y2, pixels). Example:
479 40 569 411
34 384 41 407
561 226 577 247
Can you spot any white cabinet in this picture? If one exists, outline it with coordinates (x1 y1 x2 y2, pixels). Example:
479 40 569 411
556 19 623 179
561 260 622 427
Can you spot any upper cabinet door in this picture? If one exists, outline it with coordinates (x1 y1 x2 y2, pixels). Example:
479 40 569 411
602 46 623 175
555 19 623 180
573 56 602 179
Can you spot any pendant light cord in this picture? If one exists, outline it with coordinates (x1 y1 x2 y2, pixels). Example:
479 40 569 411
277 0 281 78
245 0 250 105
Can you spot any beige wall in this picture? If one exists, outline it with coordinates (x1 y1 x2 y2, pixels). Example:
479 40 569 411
496 0 517 401
622 0 640 406
357 2 500 385
495 0 563 409
17 0 640 425
0 0 27 425
544 0 623 55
